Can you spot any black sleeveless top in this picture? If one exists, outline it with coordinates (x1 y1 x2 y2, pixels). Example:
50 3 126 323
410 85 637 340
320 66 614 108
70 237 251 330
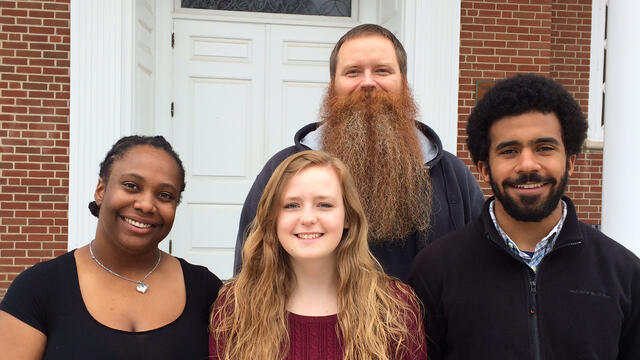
0 250 222 359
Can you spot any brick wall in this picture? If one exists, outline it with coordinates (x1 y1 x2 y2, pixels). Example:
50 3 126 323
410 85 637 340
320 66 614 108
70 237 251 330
0 0 70 298
550 0 601 224
458 0 601 225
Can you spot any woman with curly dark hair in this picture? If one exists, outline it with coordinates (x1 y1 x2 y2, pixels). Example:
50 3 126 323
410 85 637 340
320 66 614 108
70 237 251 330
0 135 222 359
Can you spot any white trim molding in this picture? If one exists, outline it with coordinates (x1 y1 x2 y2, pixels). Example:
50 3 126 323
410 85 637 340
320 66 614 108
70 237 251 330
69 0 135 250
409 0 461 153
601 0 640 256
587 0 606 144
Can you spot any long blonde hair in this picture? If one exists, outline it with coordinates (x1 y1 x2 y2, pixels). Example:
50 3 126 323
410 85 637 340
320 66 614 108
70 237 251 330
211 150 423 359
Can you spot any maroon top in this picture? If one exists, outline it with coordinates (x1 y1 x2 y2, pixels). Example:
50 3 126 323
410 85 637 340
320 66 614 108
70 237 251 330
209 284 427 359
285 309 427 360
286 313 341 360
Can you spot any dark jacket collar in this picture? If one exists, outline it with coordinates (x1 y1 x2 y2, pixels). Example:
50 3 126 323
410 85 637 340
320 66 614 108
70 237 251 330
479 195 583 250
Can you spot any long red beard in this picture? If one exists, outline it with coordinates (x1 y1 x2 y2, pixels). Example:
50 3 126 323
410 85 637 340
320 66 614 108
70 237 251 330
321 85 432 242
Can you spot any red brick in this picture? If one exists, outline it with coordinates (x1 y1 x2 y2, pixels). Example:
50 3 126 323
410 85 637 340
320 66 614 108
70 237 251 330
27 123 54 131
1 9 27 17
1 202 27 209
474 2 496 10
28 42 53 51
2 24 27 32
15 98 40 106
14 257 41 265
42 19 67 27
42 241 66 250
42 50 66 59
43 2 67 10
14 19 39 27
1 89 26 97
2 185 27 192
1 105 27 113
28 107 54 115
54 11 69 20
28 25 54 34
474 17 496 25
54 43 69 52
17 1 43 9
26 90 54 100
26 202 51 210
0 250 26 257
42 67 66 75
2 57 27 66
28 170 54 178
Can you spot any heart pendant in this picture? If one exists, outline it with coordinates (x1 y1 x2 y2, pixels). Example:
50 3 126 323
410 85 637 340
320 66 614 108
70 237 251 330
136 282 148 294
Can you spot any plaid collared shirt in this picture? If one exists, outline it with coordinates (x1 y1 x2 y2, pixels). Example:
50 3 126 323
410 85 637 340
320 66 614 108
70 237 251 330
489 200 567 272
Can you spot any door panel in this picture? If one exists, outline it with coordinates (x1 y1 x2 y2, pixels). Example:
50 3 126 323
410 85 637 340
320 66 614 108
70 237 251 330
191 78 250 177
267 25 347 158
172 20 265 278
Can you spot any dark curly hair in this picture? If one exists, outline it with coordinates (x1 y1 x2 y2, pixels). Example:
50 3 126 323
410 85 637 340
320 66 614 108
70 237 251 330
88 135 186 217
466 73 588 165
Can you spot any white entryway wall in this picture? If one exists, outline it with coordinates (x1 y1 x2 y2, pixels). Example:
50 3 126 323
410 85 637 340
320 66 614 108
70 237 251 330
69 0 462 278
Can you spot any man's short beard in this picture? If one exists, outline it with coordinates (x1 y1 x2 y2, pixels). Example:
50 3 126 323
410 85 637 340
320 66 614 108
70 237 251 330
321 84 432 242
489 165 569 222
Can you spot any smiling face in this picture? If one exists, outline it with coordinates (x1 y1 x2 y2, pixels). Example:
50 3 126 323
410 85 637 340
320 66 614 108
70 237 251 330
94 145 181 254
477 111 575 222
276 165 346 264
333 35 403 96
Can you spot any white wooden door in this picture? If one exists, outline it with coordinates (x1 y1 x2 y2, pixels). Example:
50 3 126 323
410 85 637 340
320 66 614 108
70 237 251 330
171 19 347 278
171 20 266 278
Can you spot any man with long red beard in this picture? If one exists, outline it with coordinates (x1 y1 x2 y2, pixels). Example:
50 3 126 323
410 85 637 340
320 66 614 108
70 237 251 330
234 24 484 281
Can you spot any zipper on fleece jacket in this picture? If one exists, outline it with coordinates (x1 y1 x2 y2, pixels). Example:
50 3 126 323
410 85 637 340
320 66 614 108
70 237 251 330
528 271 542 360
486 234 543 360
525 240 581 360
486 231 582 360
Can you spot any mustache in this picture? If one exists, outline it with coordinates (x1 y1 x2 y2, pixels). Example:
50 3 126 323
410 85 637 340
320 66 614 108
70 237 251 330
323 81 416 124
333 87 396 107
503 173 557 187
358 87 378 97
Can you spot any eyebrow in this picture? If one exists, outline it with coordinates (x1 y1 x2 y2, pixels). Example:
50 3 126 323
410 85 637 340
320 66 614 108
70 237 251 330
341 61 396 69
495 140 519 151
282 195 337 202
495 137 561 151
122 173 143 180
120 173 179 192
533 137 561 145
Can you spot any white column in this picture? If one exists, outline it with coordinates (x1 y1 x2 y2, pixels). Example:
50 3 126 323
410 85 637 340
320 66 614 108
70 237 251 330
601 1 640 255
69 0 134 250
409 0 461 153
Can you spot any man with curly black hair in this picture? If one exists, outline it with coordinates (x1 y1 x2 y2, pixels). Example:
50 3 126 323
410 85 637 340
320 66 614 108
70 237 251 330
409 74 640 360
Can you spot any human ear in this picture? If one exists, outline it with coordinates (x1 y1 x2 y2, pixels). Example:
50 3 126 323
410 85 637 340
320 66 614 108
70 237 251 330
94 178 105 206
567 154 576 176
477 161 490 183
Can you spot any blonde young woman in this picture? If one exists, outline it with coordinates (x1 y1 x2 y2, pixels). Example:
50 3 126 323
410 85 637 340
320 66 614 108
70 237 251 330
209 150 427 359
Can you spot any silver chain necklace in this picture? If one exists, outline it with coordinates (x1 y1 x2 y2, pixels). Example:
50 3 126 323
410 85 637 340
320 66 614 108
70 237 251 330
89 240 162 294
